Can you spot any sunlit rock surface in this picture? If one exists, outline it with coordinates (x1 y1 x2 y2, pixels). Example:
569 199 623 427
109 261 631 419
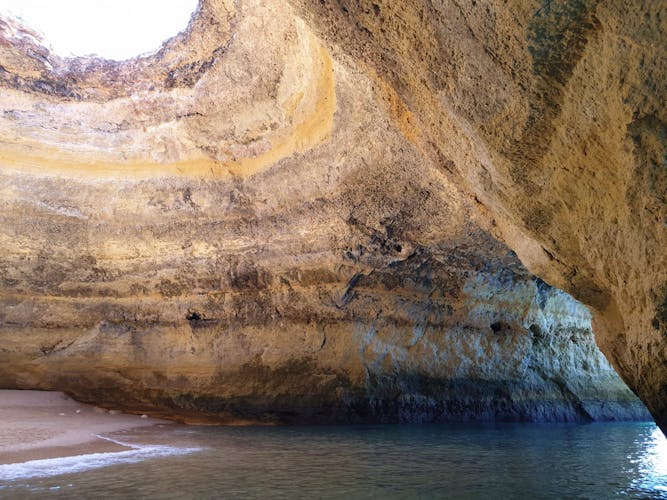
0 0 660 425
288 0 666 430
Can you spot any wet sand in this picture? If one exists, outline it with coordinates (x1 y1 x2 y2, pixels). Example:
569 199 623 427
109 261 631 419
0 390 167 465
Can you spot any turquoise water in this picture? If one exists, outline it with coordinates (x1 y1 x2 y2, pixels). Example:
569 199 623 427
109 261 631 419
1 422 665 498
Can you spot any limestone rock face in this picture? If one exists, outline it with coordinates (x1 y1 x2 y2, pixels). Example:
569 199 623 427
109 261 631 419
287 0 667 430
0 0 660 425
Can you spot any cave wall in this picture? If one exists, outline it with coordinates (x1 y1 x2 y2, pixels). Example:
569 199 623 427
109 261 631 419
0 0 662 425
288 0 667 431
0 167 648 423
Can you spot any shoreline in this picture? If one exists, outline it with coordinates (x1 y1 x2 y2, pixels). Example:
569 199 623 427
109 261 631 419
0 438 132 466
0 390 168 465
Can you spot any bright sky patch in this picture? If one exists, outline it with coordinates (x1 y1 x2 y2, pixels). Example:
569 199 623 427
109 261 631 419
1 0 199 60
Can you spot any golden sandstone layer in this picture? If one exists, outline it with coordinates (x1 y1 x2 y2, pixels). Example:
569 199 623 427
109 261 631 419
0 0 663 428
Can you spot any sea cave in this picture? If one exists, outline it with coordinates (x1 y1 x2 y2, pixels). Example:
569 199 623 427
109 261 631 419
0 0 665 496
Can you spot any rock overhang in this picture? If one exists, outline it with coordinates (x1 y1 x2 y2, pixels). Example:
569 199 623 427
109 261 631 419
0 0 663 432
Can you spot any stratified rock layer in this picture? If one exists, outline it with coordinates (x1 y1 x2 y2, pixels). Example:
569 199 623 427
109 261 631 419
0 165 649 422
0 0 661 425
288 0 667 430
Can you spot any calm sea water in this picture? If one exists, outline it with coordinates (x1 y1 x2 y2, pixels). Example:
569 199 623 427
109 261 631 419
1 422 665 499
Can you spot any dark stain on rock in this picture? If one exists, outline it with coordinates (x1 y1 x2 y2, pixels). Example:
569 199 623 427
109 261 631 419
652 284 667 337
490 321 511 334
627 114 667 225
535 278 551 309
164 46 225 89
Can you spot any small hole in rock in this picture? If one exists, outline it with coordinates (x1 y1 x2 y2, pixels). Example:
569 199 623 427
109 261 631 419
186 310 202 321
529 324 543 337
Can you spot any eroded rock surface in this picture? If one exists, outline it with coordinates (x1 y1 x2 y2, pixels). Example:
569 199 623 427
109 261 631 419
0 0 661 425
288 0 667 430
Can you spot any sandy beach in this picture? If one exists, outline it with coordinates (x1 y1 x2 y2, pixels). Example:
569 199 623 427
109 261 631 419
0 390 167 465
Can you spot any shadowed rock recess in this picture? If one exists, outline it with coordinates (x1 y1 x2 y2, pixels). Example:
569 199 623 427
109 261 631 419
0 0 662 427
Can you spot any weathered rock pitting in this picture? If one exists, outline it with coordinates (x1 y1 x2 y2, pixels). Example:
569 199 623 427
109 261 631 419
0 0 662 426
288 0 667 431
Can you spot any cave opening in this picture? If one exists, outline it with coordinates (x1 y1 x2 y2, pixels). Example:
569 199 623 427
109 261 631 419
0 0 199 60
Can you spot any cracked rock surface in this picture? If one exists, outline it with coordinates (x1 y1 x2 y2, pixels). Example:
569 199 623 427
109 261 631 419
0 0 661 426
